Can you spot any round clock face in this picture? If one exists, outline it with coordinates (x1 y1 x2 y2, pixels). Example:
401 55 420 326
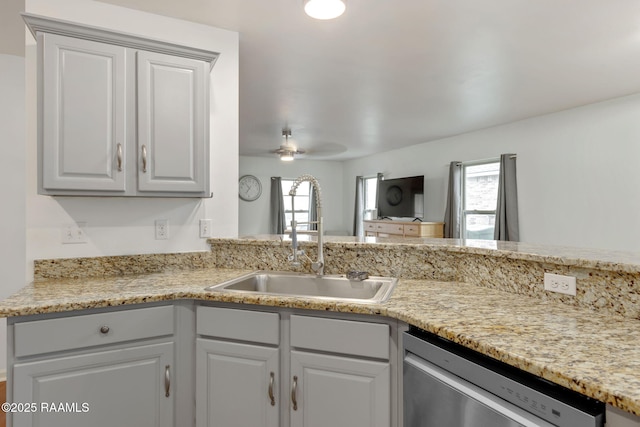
386 185 403 206
239 175 262 201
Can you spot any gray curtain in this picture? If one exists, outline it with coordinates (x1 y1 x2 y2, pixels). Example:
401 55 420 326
443 161 462 238
352 176 364 237
269 177 286 234
494 154 520 241
309 186 318 231
376 172 383 215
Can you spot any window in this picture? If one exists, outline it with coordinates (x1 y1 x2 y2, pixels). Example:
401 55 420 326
462 161 500 239
281 179 311 231
363 176 378 220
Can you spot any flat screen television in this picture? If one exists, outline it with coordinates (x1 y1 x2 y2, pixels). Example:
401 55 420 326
376 175 424 220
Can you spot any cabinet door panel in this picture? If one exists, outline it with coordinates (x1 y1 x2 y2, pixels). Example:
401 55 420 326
196 338 279 427
12 342 173 427
290 350 390 427
41 33 126 192
137 51 208 193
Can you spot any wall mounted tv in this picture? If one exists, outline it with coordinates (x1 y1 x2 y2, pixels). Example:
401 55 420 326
377 175 424 220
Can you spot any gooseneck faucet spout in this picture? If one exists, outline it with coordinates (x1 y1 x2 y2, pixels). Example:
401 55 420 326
289 174 324 276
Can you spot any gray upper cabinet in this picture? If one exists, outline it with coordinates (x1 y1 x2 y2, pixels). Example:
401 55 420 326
137 51 208 194
40 34 127 193
25 13 218 197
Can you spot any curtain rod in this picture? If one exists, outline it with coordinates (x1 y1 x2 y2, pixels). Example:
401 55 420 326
447 154 516 167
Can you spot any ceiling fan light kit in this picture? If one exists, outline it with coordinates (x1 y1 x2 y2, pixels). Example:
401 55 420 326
275 128 305 161
280 150 295 161
304 0 346 20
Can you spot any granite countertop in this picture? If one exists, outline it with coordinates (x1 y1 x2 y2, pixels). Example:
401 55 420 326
0 267 639 416
239 234 640 273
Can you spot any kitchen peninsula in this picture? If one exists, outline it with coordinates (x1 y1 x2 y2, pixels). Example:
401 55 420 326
2 236 640 426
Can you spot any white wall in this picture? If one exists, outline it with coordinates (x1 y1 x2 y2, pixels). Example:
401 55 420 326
239 156 348 236
0 53 26 372
24 0 239 278
343 93 640 252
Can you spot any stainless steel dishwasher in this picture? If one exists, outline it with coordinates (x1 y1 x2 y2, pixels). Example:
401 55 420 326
403 327 605 427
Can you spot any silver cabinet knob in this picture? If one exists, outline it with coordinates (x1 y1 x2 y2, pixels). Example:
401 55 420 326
99 325 110 334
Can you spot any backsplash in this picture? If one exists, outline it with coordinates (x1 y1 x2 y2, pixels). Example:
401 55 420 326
34 252 216 280
33 236 640 320
208 237 640 320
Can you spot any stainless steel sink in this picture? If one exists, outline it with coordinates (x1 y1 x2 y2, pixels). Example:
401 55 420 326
205 271 397 303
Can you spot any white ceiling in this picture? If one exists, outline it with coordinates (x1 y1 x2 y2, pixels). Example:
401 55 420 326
100 0 640 160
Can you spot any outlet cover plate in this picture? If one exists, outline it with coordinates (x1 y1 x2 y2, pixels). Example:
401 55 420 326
544 273 576 296
155 219 169 240
61 222 87 244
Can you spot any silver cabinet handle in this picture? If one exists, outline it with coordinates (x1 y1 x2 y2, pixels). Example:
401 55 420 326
99 325 110 334
268 372 275 406
141 145 147 173
165 365 170 397
291 375 298 411
116 143 123 172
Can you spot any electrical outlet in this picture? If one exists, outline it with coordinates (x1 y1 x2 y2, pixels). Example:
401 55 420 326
199 219 212 238
155 219 169 240
544 273 576 296
61 222 88 244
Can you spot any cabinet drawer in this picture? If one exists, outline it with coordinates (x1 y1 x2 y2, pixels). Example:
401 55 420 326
364 222 377 232
14 305 174 358
290 315 389 359
404 224 420 236
375 222 404 235
197 306 280 345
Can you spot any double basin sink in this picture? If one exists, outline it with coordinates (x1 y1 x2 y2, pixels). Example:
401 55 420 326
205 271 397 304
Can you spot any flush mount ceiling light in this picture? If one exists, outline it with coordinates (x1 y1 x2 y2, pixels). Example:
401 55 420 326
304 0 346 20
273 129 305 161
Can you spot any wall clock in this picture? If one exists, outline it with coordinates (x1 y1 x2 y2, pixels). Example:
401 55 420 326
238 175 262 201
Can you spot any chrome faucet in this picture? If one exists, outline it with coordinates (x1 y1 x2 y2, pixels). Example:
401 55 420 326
289 174 324 276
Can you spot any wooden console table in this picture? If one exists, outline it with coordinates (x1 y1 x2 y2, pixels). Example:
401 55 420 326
363 220 445 238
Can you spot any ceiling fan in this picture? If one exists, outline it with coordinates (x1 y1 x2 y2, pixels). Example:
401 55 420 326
271 129 305 161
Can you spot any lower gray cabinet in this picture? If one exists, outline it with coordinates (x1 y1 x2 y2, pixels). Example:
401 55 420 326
195 306 392 427
289 350 389 427
13 342 174 427
195 306 280 427
8 305 176 427
288 314 391 427
196 339 279 427
8 303 394 427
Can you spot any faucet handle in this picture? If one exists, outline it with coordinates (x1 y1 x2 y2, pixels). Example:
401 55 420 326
346 270 369 281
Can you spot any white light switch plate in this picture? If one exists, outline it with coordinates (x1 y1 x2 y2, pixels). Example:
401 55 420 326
199 219 212 238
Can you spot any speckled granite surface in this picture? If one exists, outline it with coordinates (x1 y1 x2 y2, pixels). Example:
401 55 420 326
34 251 216 280
208 237 640 320
1 268 639 416
7 235 640 417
